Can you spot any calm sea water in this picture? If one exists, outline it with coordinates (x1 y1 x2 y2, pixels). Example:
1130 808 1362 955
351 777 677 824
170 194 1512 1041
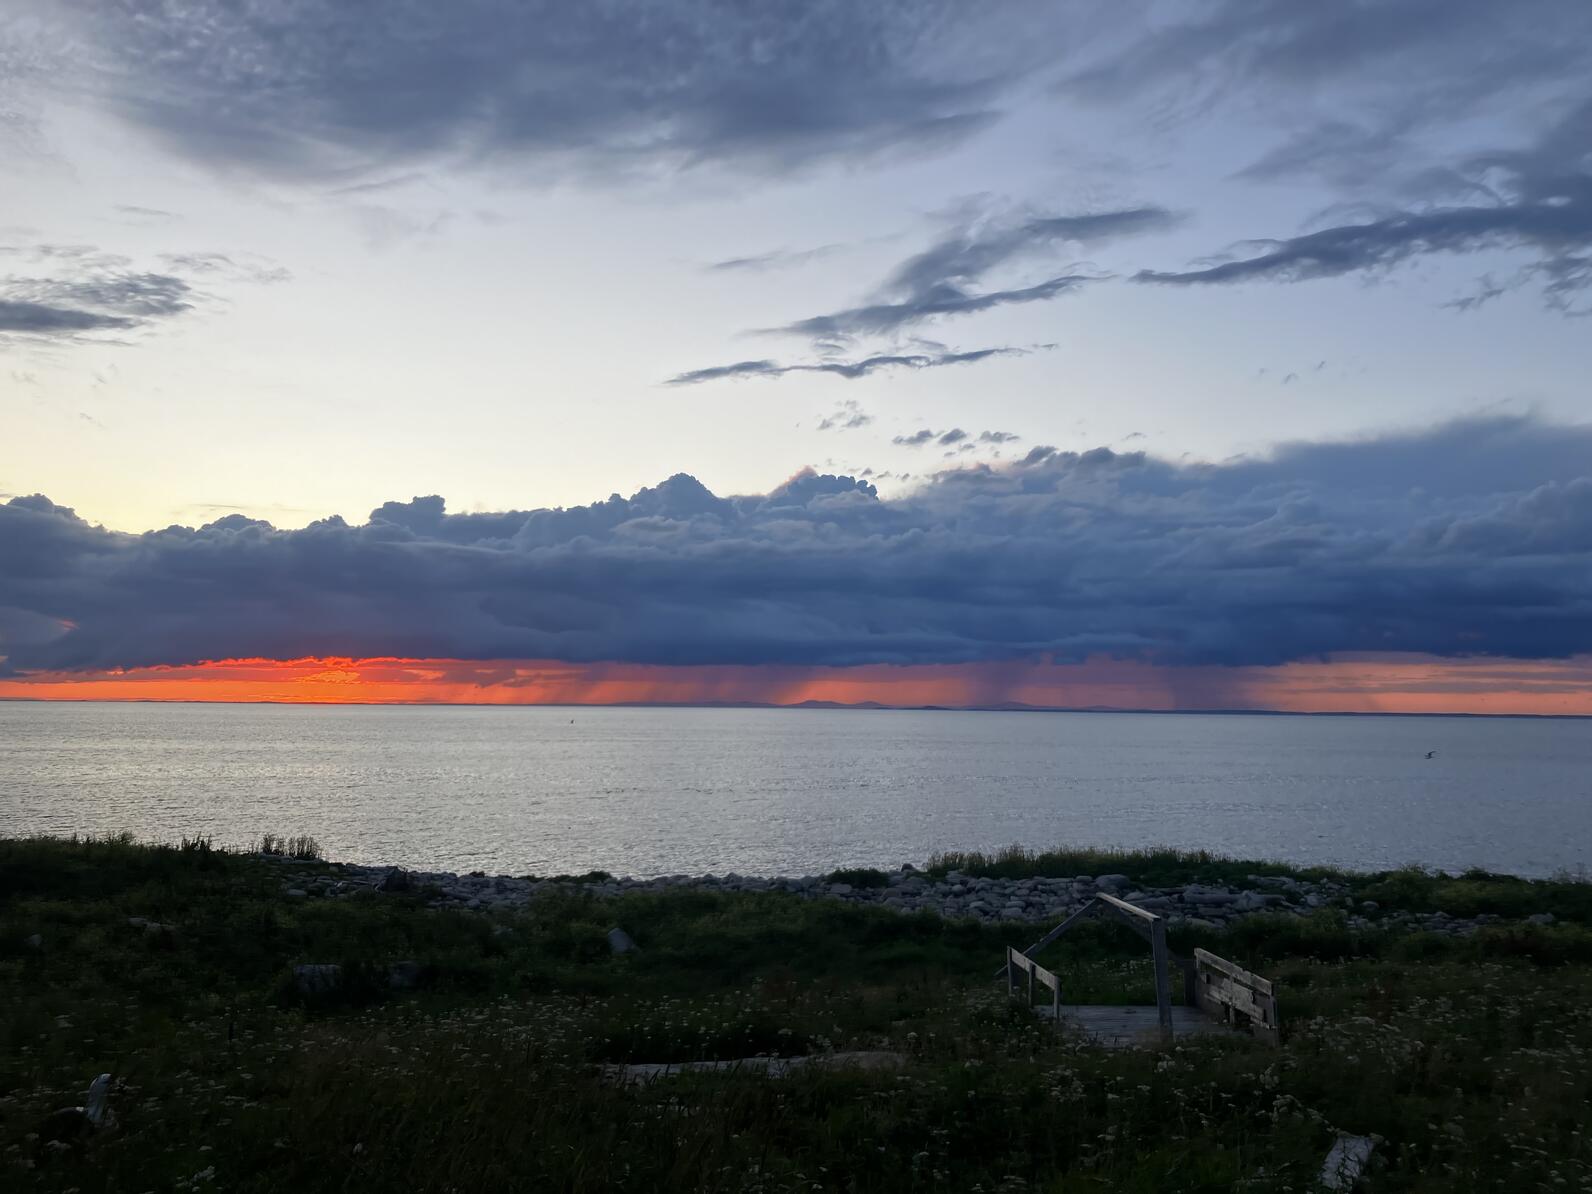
1 702 1588 878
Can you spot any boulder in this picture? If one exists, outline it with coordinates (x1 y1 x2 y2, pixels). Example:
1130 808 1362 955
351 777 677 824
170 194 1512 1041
292 964 343 995
1095 874 1131 893
387 961 422 989
607 927 640 955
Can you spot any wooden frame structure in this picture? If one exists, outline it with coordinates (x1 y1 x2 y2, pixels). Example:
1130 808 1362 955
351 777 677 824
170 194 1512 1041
1005 947 1062 1022
999 892 1280 1045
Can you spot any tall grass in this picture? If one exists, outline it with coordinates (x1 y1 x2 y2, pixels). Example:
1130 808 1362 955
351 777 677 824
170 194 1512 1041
259 832 323 860
3 836 1590 1191
926 843 1345 888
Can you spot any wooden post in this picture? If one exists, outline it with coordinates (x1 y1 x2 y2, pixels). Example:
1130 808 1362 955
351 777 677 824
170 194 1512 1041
1150 918 1173 1041
1027 962 1035 1008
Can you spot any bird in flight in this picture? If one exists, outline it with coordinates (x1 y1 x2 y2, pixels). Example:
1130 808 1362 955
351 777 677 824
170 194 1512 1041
1425 750 1437 759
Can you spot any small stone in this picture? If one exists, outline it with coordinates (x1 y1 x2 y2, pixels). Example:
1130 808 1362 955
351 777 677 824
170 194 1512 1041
1526 912 1555 926
828 882 853 895
1095 874 1130 892
24 933 42 949
284 888 308 899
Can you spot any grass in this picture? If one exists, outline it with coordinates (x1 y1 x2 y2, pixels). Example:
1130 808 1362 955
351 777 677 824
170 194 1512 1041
927 844 1349 889
2 835 1589 1192
928 844 1592 926
257 833 323 861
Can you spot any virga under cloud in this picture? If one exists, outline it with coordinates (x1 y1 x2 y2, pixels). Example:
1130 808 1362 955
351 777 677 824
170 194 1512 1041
5 416 1591 677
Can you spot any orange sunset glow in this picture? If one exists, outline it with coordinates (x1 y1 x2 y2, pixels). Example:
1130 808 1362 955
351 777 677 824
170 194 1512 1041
4 654 1591 715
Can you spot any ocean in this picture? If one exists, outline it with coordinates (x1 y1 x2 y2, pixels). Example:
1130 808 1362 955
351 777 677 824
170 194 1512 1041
1 702 1588 878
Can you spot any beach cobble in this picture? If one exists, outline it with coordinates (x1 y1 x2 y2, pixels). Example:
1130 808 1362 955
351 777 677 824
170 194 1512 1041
258 855 1515 936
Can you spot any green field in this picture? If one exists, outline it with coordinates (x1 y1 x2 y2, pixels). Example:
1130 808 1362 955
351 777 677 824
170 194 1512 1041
3 836 1589 1192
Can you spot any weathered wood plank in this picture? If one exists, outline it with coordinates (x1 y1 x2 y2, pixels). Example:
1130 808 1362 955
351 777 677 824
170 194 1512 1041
1096 891 1163 923
1193 947 1273 996
1150 917 1173 1038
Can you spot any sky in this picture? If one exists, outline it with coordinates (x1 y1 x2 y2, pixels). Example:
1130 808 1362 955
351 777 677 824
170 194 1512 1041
2 1 1591 711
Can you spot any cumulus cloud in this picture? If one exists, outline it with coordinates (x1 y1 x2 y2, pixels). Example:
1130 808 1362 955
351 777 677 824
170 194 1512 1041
18 1 1068 182
6 415 1592 674
664 347 1020 386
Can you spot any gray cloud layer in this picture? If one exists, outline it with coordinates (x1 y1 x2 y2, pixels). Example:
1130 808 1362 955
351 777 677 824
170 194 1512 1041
5 415 1591 674
26 1 1061 181
0 242 291 341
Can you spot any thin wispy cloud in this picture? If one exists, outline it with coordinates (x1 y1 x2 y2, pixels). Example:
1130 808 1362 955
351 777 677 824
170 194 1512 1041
777 206 1177 341
664 347 1021 386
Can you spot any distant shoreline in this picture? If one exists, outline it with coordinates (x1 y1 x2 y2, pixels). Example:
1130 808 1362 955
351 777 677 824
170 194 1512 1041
2 696 1590 719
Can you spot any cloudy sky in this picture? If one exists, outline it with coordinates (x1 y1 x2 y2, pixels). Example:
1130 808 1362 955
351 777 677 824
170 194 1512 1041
3 1 1591 710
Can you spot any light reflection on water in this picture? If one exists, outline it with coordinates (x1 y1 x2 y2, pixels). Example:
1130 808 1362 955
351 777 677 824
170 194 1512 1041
2 702 1588 878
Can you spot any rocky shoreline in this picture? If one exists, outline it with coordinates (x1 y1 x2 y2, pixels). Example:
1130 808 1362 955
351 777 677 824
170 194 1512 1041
264 856 1559 937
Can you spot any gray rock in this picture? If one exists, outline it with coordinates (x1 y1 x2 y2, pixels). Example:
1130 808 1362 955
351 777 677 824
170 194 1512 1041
607 927 640 955
24 933 42 949
377 869 414 893
387 961 422 989
1526 912 1555 926
127 917 176 935
283 888 308 899
1095 874 1130 892
828 882 853 895
293 964 342 995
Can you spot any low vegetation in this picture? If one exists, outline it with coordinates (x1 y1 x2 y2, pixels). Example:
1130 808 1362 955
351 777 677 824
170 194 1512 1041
2 835 1589 1191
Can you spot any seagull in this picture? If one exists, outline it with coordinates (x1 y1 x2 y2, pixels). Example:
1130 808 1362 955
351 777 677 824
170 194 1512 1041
1425 750 1437 759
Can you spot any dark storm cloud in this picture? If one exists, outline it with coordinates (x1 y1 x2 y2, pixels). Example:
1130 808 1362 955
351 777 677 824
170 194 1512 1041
664 347 1019 386
6 414 1591 674
26 1 1064 181
779 206 1175 341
